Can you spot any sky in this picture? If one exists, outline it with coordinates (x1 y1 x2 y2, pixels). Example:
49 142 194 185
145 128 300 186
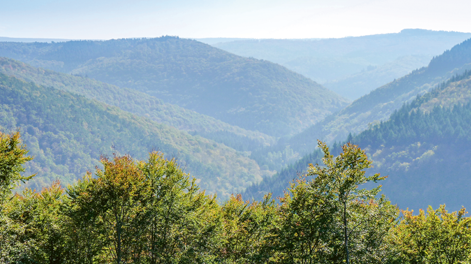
2 0 471 40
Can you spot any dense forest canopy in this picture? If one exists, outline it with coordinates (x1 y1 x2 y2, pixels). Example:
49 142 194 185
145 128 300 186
1 35 470 212
2 132 470 263
0 37 349 137
246 70 471 211
1 27 471 263
300 37 471 144
0 73 271 199
251 37 471 173
0 57 275 152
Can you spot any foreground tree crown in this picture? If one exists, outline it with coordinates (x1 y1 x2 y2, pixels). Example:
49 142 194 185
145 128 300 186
0 132 470 263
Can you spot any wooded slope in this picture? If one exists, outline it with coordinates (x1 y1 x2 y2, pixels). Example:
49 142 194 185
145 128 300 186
211 29 471 99
245 70 471 210
0 37 349 137
0 57 275 151
283 37 471 159
0 73 271 198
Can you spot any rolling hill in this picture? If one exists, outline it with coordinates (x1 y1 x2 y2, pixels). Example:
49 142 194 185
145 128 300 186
0 57 275 151
209 29 471 100
323 55 431 100
0 37 349 137
245 70 471 211
0 73 272 199
258 37 471 169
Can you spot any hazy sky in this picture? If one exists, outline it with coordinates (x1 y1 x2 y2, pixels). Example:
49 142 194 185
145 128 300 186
2 0 471 39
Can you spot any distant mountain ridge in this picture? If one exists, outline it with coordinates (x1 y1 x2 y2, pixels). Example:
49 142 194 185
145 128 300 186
212 29 471 99
0 37 71 43
0 37 349 137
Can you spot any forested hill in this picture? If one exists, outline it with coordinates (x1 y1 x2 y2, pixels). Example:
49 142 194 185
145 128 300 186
210 29 471 100
281 37 471 159
0 37 349 137
245 70 471 211
0 57 274 151
0 73 272 199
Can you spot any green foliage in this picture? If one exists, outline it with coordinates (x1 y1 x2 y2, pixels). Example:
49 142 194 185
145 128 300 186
249 70 471 211
138 152 222 263
1 135 469 263
0 149 225 263
66 152 222 263
0 131 36 262
0 131 34 200
294 141 391 263
391 205 471 263
0 57 275 151
0 73 269 199
274 176 338 262
6 182 69 263
0 37 349 137
71 155 148 263
255 36 471 171
218 194 277 263
259 141 397 263
308 141 386 207
0 211 35 262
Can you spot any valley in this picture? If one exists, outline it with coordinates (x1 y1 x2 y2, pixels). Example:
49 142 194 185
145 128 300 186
2 31 471 210
0 37 349 137
3 1 471 262
0 73 272 199
206 29 471 100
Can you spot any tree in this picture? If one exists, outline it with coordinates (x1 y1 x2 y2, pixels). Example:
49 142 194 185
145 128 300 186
0 131 35 262
62 177 105 264
218 194 278 263
66 151 223 263
6 182 68 263
391 205 471 263
139 151 222 263
0 131 34 201
0 196 35 263
307 140 388 263
67 154 148 263
346 196 398 263
274 177 338 263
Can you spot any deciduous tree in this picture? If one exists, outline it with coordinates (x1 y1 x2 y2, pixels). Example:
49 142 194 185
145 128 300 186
392 205 471 263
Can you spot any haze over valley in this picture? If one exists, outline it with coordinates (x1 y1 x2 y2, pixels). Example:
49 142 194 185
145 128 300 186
2 28 471 210
2 1 471 262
